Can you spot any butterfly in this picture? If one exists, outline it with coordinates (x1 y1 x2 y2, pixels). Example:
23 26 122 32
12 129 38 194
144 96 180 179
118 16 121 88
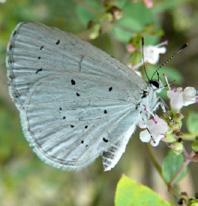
6 22 160 171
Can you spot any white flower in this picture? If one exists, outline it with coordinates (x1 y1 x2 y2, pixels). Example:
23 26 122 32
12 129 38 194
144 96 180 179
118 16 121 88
139 115 169 147
167 87 197 112
167 87 183 112
143 41 167 64
148 115 169 137
129 41 167 71
183 87 197 106
139 130 150 143
0 0 6 3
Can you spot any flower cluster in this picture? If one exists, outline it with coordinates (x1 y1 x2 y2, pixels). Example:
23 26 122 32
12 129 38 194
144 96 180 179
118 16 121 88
167 87 197 112
143 41 167 64
134 42 197 147
139 115 169 146
128 41 167 71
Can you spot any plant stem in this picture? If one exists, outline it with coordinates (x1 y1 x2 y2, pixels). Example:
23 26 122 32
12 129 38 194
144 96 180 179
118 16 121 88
168 151 194 187
146 145 179 198
146 145 163 178
181 133 197 141
168 159 190 188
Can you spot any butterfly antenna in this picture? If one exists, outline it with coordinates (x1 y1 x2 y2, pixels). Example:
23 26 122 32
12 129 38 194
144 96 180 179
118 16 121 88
163 73 171 90
141 37 150 82
151 43 188 80
161 73 177 90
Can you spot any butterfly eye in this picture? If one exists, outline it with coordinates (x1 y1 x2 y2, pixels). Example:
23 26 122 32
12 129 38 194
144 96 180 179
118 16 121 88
149 80 159 89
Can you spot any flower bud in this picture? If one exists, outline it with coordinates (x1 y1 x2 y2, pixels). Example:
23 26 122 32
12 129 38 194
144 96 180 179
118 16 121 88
170 141 184 155
164 131 175 143
107 6 122 21
87 21 101 40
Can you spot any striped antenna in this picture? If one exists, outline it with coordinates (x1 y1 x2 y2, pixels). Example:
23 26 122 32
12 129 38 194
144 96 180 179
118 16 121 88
151 43 188 80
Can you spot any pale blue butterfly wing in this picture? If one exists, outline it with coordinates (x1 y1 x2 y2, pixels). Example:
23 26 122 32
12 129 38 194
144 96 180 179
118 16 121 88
6 22 146 170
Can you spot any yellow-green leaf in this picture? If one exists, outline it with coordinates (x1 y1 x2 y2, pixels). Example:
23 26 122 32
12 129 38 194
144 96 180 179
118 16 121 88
115 175 171 206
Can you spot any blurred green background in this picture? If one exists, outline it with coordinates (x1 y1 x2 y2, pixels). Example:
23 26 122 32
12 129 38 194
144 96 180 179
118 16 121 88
0 0 197 205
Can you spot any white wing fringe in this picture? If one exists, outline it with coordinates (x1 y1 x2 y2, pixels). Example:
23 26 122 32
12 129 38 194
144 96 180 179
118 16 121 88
102 125 136 171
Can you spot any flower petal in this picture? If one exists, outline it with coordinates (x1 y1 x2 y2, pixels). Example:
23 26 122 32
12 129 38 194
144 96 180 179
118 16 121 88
167 88 184 111
139 130 151 143
183 87 196 106
143 45 167 64
147 115 169 137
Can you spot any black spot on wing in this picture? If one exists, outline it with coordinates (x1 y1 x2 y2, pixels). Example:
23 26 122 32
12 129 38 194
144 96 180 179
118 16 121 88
35 68 43 74
103 137 109 143
59 107 62 111
108 87 112 92
9 44 13 50
8 58 14 64
56 40 60 45
9 74 15 80
38 56 41 60
104 110 107 114
70 125 75 128
71 79 76 85
62 116 66 120
85 125 88 129
76 92 80 97
81 140 84 144
40 45 44 50
15 93 20 98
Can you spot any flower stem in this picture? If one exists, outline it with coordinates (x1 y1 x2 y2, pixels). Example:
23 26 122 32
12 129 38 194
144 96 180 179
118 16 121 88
146 145 179 198
168 151 194 187
146 145 164 182
180 133 197 141
168 159 190 187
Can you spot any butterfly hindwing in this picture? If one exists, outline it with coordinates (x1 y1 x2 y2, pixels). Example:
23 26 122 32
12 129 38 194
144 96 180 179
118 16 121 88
22 74 140 169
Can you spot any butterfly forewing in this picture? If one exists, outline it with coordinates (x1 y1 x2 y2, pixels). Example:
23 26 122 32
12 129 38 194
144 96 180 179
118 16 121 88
6 22 146 170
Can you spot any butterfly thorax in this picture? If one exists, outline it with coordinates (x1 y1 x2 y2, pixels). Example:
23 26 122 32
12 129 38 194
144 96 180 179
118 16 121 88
136 84 160 125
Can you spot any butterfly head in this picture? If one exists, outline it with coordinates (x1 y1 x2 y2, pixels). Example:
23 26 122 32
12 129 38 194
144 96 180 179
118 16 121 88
149 80 160 90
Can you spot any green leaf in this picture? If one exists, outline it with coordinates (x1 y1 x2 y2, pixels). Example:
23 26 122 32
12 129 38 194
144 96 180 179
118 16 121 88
117 17 143 32
187 112 198 134
76 6 94 26
143 34 160 45
115 175 171 206
112 26 132 42
112 2 156 42
123 2 154 26
162 151 187 184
